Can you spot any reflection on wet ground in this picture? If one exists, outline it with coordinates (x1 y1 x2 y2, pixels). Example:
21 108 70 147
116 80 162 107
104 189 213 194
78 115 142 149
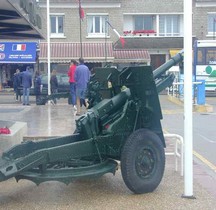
0 96 77 137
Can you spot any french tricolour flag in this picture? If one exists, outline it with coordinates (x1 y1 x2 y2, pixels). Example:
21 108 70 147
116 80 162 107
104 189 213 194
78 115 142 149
12 44 26 51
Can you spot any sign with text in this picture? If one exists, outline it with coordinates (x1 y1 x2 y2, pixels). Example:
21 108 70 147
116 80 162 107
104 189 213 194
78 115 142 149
0 42 37 63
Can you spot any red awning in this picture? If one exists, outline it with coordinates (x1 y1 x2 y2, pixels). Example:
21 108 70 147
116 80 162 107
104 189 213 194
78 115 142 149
113 50 150 63
39 42 150 64
39 42 114 63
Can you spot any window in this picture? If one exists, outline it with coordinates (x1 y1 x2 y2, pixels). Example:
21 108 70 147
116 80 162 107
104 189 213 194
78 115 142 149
87 15 108 37
197 48 205 65
208 14 216 35
123 14 182 36
197 48 216 65
159 15 180 36
134 15 155 30
50 15 65 37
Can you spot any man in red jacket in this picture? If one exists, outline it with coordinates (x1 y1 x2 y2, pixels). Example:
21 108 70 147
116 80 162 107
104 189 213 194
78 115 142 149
68 59 78 110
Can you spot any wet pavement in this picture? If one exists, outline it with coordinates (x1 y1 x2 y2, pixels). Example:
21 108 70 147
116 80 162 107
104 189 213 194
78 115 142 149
0 92 77 137
0 91 216 210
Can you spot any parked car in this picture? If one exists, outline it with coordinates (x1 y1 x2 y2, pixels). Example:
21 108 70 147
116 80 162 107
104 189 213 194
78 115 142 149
40 73 70 94
19 73 70 95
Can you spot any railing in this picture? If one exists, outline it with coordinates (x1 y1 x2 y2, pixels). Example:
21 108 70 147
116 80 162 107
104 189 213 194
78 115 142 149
167 81 203 99
164 133 184 176
123 30 156 36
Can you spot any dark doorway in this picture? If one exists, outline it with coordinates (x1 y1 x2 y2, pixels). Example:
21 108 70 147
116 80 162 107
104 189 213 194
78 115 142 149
150 54 166 70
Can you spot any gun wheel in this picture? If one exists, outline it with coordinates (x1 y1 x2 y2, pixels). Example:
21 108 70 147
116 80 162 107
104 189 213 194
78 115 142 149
121 128 165 194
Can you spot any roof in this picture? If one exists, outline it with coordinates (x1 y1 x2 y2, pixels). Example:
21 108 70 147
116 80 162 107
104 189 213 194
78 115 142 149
39 42 150 63
0 0 44 40
39 42 114 63
114 49 150 63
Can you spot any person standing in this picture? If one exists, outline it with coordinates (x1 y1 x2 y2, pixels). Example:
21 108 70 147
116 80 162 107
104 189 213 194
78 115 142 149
68 59 77 110
21 67 32 105
13 68 21 101
34 71 42 104
50 69 58 104
74 58 90 116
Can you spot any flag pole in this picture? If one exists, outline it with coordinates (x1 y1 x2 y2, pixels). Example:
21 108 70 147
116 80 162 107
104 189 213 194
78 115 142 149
106 21 125 48
78 0 83 58
105 19 108 64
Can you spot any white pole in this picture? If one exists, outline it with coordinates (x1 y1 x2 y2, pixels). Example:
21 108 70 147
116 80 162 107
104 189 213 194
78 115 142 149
47 0 51 96
183 0 194 198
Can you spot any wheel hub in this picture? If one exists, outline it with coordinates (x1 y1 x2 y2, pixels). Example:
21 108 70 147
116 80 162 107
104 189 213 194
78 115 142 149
136 148 155 178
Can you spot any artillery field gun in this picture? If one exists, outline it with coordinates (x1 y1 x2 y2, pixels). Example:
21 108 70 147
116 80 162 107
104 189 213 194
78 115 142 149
0 52 183 194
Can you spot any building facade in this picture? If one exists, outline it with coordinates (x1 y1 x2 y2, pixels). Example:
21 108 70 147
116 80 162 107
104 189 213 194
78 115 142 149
36 0 216 73
1 0 216 88
38 0 182 71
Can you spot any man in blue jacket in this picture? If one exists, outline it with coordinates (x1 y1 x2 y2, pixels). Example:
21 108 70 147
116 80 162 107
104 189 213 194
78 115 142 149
21 67 32 105
74 58 90 115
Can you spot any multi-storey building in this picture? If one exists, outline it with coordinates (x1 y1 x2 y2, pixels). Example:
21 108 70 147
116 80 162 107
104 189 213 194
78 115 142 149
38 0 216 73
1 0 216 86
38 0 186 72
38 0 148 73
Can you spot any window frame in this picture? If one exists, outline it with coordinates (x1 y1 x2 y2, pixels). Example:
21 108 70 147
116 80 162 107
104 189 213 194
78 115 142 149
197 47 216 65
87 14 109 38
134 15 155 31
123 14 183 37
50 13 65 38
207 13 216 36
159 15 180 37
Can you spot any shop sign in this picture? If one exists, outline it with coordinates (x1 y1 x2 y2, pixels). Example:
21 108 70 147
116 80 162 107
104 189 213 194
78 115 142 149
0 42 37 63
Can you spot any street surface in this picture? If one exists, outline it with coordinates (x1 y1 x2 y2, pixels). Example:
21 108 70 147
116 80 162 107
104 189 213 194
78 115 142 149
160 95 216 180
0 92 215 210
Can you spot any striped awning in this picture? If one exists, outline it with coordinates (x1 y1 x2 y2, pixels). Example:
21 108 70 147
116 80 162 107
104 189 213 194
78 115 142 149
39 42 114 63
39 42 150 64
113 49 150 63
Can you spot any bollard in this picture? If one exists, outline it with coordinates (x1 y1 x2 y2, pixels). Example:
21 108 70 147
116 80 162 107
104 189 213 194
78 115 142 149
196 80 205 105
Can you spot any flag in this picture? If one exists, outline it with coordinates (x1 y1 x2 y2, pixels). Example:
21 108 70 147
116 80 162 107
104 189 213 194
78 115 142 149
106 21 125 48
119 37 125 48
78 0 84 20
12 44 26 51
80 7 84 20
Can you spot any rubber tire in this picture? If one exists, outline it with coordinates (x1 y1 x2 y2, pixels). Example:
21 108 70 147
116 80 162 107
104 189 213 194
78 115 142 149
121 128 165 194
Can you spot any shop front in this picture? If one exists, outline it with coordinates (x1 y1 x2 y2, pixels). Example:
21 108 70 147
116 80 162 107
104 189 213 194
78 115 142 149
0 42 38 89
38 42 150 73
0 0 44 90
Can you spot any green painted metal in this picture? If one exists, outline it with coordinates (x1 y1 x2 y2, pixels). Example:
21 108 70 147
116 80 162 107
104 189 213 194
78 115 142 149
0 51 184 191
15 159 118 185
